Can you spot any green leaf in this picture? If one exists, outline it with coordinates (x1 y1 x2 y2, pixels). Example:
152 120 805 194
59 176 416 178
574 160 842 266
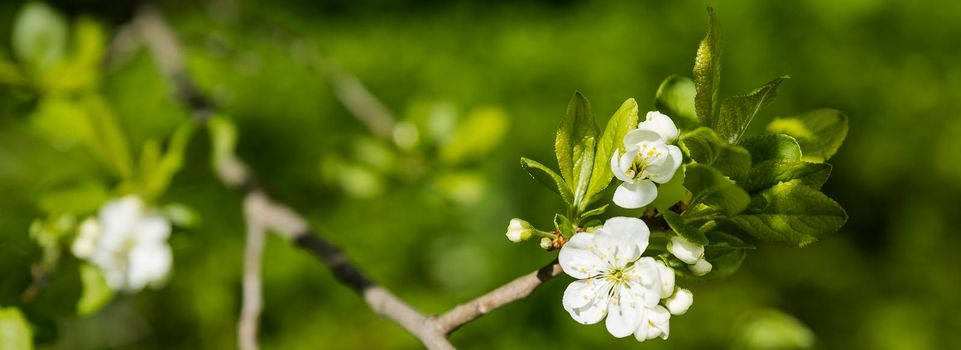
662 210 708 245
742 161 831 193
13 2 67 69
554 214 575 237
741 133 802 164
77 264 113 316
578 204 608 223
208 115 238 168
654 75 699 130
693 7 722 126
585 98 638 205
726 181 847 246
520 157 574 207
439 106 508 165
702 231 751 279
767 109 849 162
142 121 197 199
555 92 598 207
83 96 134 179
680 127 751 178
715 76 788 144
651 166 687 212
733 309 817 350
683 164 750 220
0 307 34 350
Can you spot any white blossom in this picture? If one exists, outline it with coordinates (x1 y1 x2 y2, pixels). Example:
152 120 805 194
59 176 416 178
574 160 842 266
610 112 683 209
72 196 173 292
667 235 713 276
559 217 668 338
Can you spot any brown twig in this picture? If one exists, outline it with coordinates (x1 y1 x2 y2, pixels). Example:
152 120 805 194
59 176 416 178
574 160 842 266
124 6 562 348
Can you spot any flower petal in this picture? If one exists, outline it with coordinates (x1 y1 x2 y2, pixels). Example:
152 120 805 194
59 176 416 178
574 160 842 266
564 282 611 325
71 218 101 258
690 258 713 276
126 242 172 291
623 128 664 148
626 257 663 308
563 278 607 310
606 285 644 338
645 145 683 184
613 180 657 209
559 233 606 279
134 215 171 243
668 235 704 264
638 111 679 143
655 260 675 299
601 216 650 258
665 288 694 315
611 149 634 182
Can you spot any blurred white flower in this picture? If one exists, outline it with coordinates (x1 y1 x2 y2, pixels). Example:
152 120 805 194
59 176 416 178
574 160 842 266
611 112 683 209
667 235 713 276
72 196 173 292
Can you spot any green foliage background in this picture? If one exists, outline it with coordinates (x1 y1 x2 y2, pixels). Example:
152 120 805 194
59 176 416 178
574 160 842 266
2 0 960 348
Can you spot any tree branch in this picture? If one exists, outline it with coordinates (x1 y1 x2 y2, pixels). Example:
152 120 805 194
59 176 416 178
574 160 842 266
123 6 563 348
238 193 267 350
436 260 562 335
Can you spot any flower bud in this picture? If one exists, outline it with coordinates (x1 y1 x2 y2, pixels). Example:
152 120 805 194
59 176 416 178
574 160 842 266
539 237 553 249
689 258 713 276
667 235 704 265
505 218 534 242
664 288 694 315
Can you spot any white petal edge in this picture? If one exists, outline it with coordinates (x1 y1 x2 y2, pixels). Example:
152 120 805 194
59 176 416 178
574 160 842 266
613 180 657 209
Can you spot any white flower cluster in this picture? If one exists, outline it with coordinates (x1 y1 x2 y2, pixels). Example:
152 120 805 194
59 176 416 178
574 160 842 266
559 217 694 341
72 196 173 292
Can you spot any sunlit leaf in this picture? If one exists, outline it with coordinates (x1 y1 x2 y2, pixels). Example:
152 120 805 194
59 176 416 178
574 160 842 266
715 76 788 144
654 75 699 130
585 98 638 206
767 109 848 162
520 157 573 207
726 181 847 246
680 127 751 178
693 7 722 126
555 92 598 207
0 307 34 350
13 2 67 70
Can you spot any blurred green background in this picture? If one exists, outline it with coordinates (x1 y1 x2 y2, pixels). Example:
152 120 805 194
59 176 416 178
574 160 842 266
2 0 961 349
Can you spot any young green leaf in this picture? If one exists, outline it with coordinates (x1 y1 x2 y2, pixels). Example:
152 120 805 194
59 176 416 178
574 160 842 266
693 7 722 126
555 92 598 207
725 181 847 246
715 76 788 144
662 210 708 245
554 213 576 237
520 157 574 207
654 75 699 130
143 121 198 199
680 127 751 178
767 109 849 162
578 204 609 223
12 2 67 70
584 98 638 205
683 164 750 219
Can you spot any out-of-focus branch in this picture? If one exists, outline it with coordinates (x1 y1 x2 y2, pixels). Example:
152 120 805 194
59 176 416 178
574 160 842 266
239 194 267 350
124 6 562 349
294 47 396 140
